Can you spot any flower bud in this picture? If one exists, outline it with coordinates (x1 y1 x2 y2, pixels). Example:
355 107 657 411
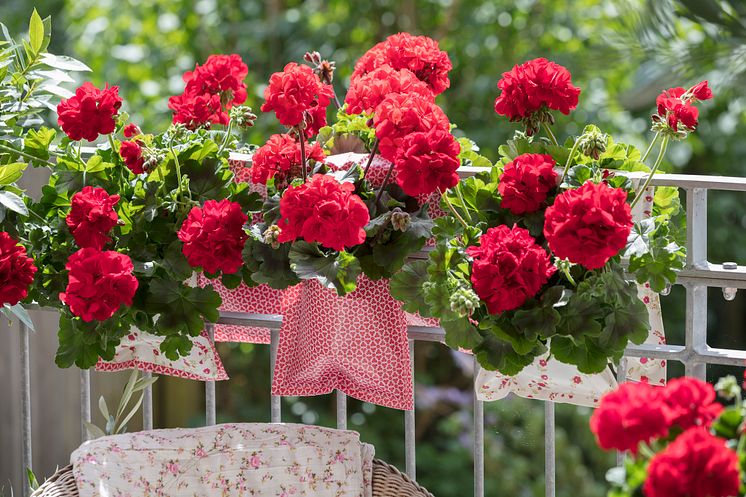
577 125 608 160
390 208 411 232
714 375 740 401
449 285 480 318
230 105 257 129
262 225 282 249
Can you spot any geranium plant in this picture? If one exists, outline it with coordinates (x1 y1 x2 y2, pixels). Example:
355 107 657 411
392 58 708 375
592 376 743 497
0 12 260 368
242 33 482 295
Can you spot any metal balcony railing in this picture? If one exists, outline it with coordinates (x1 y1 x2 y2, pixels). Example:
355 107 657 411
14 158 746 497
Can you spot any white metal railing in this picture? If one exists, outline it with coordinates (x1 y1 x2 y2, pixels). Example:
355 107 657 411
14 160 746 497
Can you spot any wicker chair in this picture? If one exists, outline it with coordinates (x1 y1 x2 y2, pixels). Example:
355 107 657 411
31 459 434 497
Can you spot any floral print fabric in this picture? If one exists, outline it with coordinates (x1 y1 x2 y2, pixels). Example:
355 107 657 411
71 423 375 497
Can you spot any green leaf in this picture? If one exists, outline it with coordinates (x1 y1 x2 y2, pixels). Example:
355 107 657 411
160 240 193 281
389 260 431 315
0 190 28 216
55 316 129 369
442 318 482 350
289 242 362 295
84 155 112 173
0 162 27 184
3 303 34 330
512 303 561 340
474 333 539 376
600 298 650 350
550 336 609 374
556 292 604 337
221 272 242 289
244 231 300 289
160 334 195 361
146 280 222 337
40 53 91 72
711 407 743 439
23 127 55 160
28 9 44 54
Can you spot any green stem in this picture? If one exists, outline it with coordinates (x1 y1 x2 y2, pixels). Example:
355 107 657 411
630 136 669 210
641 132 660 163
297 129 308 183
542 122 559 147
218 121 234 155
560 135 582 183
454 184 475 224
169 136 190 202
373 161 395 206
440 187 469 230
0 143 55 168
362 138 379 179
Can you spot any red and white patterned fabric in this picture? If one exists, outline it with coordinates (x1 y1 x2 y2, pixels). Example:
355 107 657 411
96 328 228 381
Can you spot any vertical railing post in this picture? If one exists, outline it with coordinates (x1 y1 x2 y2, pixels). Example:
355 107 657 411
142 371 153 431
473 359 484 497
270 328 281 423
545 401 556 497
205 323 216 425
336 391 347 430
404 340 416 479
20 322 32 497
685 187 708 380
80 368 91 442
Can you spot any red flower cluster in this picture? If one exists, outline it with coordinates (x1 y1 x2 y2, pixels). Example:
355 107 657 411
590 382 672 453
466 225 555 314
177 199 248 275
261 62 334 136
373 92 451 161
644 428 739 497
663 377 723 430
119 140 145 174
655 81 713 132
169 54 249 129
351 33 452 95
123 123 141 138
494 58 580 128
0 232 37 306
57 82 122 141
251 133 326 185
66 186 120 250
59 248 138 322
394 128 460 196
345 65 433 115
498 153 558 215
277 174 369 251
544 181 632 270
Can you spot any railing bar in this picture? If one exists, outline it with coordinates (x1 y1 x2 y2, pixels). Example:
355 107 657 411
336 390 347 430
270 328 281 423
545 401 556 497
80 368 91 442
404 340 416 479
205 323 216 425
473 359 484 497
142 371 153 431
20 322 32 497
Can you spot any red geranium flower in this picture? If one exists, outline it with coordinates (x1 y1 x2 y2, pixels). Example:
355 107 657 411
590 382 672 453
123 123 141 138
655 82 712 133
494 58 580 131
261 62 334 133
57 82 123 141
663 377 723 430
346 65 433 115
543 181 632 270
498 153 558 215
169 92 226 129
394 128 460 196
351 33 452 95
644 427 739 497
373 92 451 161
0 232 37 306
119 140 145 174
466 225 555 314
177 199 248 275
59 248 138 322
251 134 326 185
277 174 369 251
66 186 120 250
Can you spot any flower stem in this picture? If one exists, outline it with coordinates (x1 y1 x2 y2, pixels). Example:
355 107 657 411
218 121 234 155
560 135 582 183
331 86 342 110
542 122 559 147
439 187 469 230
297 129 308 183
630 136 669 210
641 132 660 163
362 138 379 179
169 136 191 202
454 184 475 224
0 143 55 168
373 161 395 206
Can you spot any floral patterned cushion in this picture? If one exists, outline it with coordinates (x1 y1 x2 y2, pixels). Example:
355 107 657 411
71 423 375 497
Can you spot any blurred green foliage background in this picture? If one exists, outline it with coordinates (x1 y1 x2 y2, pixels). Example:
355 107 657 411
2 0 746 496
